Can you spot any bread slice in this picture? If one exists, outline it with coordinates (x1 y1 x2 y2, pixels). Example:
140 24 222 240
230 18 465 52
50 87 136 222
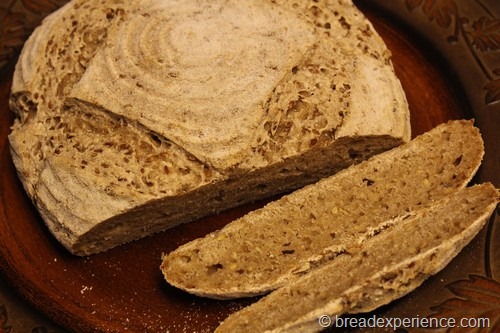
215 183 499 333
161 120 484 299
9 0 410 255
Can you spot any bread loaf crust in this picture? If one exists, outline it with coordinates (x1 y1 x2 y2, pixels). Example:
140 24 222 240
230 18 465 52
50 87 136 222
9 0 410 255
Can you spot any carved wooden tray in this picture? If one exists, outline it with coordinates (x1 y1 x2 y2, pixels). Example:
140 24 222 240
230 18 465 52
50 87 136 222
0 1 498 332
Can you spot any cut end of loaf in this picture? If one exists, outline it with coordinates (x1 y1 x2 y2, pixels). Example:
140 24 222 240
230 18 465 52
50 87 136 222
67 135 403 256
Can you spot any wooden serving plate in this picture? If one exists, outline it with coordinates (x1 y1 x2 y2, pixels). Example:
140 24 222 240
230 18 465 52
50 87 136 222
0 1 498 332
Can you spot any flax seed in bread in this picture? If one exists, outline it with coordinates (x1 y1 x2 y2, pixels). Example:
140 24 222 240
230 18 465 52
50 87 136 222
9 0 410 255
214 183 499 333
161 120 484 299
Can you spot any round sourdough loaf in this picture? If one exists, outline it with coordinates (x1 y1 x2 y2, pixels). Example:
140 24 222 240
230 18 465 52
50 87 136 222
9 0 410 255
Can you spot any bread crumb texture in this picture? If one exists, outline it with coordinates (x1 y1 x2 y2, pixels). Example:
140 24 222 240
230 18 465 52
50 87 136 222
162 120 485 298
214 184 498 332
9 0 409 254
